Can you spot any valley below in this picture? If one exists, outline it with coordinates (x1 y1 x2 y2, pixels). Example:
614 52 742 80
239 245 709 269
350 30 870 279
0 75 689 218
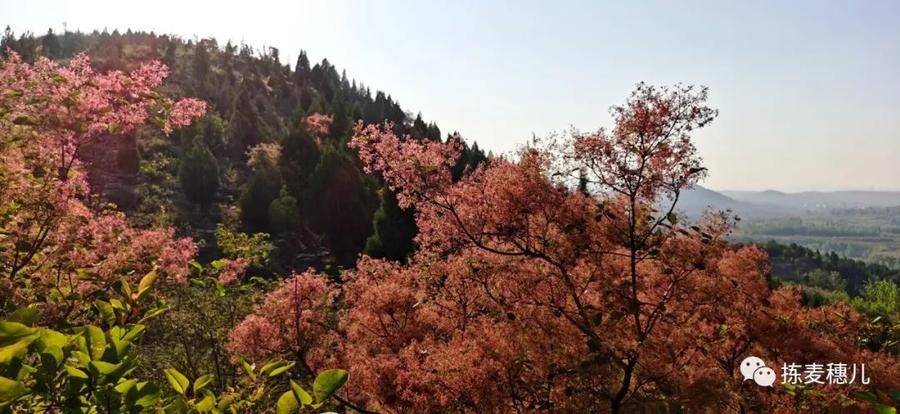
681 187 900 268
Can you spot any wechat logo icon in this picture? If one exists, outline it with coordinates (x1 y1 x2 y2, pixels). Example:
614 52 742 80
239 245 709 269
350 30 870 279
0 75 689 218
740 356 776 387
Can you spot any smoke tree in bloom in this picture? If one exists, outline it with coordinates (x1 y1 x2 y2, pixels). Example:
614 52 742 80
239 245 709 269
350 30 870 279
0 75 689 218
0 51 205 323
231 83 899 412
303 112 334 139
227 271 339 370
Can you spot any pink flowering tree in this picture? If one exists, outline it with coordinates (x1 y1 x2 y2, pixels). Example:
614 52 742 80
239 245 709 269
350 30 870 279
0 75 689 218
230 84 899 413
0 51 205 323
227 271 339 370
303 112 334 139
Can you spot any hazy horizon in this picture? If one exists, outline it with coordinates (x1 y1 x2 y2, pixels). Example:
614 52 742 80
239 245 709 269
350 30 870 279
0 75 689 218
2 0 899 192
711 186 900 194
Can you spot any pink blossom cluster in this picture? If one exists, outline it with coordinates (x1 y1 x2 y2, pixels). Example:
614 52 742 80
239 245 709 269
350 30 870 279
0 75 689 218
217 258 250 285
63 213 197 285
303 112 333 137
349 122 462 209
227 271 339 368
0 51 205 320
571 83 714 200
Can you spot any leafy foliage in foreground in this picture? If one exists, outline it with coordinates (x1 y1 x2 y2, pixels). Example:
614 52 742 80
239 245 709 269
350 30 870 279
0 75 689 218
0 271 349 413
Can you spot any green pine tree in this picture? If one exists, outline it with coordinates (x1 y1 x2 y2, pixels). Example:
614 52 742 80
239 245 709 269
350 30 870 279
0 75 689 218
364 187 417 262
240 159 282 230
303 147 376 261
280 124 321 200
41 28 61 58
269 187 301 234
178 140 220 213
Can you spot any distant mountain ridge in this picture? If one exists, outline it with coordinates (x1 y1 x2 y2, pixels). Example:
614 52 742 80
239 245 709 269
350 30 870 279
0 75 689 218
677 186 900 219
722 190 900 210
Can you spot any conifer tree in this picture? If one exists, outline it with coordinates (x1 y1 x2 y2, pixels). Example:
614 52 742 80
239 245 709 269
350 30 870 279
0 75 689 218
269 187 301 234
1 26 16 57
364 187 416 262
303 147 375 261
178 140 220 213
240 155 282 230
295 50 310 74
41 28 61 58
280 125 321 200
193 39 211 82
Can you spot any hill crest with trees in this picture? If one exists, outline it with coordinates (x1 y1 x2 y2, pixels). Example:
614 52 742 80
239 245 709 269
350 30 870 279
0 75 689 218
1 26 487 272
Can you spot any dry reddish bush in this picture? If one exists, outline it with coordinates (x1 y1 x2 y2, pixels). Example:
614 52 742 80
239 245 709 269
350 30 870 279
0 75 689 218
231 84 898 413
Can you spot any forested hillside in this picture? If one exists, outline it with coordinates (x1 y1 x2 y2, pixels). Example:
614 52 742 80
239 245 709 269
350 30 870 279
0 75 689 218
758 241 900 294
1 27 486 271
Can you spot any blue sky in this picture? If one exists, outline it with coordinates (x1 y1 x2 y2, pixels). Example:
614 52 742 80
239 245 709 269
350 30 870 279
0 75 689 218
2 0 899 191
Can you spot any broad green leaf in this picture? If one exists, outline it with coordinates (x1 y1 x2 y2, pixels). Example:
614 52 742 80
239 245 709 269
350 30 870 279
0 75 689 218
260 360 283 375
39 347 64 369
312 369 348 403
119 277 133 299
290 380 313 406
276 390 299 414
261 360 294 377
211 259 225 271
89 360 121 375
190 260 203 271
66 366 89 380
164 368 190 395
7 307 39 326
214 280 226 297
874 403 897 414
0 339 33 364
196 394 216 412
269 363 294 377
83 326 106 360
135 269 158 301
0 321 36 344
193 374 214 393
71 350 91 366
114 378 138 393
167 397 189 412
36 328 67 350
0 376 26 401
109 299 127 312
121 324 146 343
110 326 125 340
128 382 160 408
239 356 256 381
95 301 116 326
109 335 131 358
